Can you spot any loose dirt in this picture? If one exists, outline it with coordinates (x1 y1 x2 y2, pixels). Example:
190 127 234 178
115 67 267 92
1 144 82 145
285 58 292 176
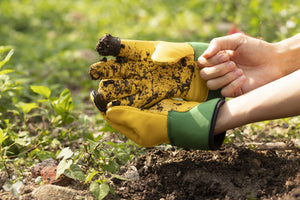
108 144 300 200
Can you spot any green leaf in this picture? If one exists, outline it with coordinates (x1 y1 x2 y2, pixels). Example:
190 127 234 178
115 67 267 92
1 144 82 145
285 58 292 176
28 148 40 158
64 164 85 181
85 169 99 184
56 158 72 179
116 152 130 164
53 88 74 115
57 147 73 160
102 160 119 174
100 123 116 133
0 69 14 75
17 102 38 114
30 85 51 99
15 137 27 146
0 48 14 69
90 182 110 200
0 129 8 144
0 46 14 54
37 150 56 161
111 174 132 181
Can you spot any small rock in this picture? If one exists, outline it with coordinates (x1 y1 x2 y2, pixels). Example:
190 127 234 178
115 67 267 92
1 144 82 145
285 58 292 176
41 165 58 183
3 180 24 198
32 185 78 200
282 122 289 129
31 158 58 178
292 138 300 148
0 172 8 188
31 158 70 185
284 186 300 200
123 166 139 181
35 176 43 184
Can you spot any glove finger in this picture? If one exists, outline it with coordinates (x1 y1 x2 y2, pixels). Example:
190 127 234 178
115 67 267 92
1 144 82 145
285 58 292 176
107 89 166 109
118 39 159 62
89 60 156 80
98 79 142 101
90 90 109 113
95 34 159 62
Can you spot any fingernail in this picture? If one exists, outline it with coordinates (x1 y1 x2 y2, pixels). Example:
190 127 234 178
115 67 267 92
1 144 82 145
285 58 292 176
237 75 246 84
202 45 213 58
219 53 228 62
227 61 235 69
235 69 243 76
197 56 206 65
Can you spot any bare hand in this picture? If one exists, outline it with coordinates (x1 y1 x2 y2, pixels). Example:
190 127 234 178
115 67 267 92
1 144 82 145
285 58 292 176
198 33 283 97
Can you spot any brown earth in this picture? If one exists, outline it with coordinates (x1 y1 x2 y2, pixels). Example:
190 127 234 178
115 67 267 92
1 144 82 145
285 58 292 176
108 144 300 200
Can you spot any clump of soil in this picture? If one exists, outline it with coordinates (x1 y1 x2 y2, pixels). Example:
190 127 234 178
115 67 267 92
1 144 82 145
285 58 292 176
109 144 300 200
95 34 121 57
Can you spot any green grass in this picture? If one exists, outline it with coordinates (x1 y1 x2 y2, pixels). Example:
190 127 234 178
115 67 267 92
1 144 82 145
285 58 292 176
1 0 300 199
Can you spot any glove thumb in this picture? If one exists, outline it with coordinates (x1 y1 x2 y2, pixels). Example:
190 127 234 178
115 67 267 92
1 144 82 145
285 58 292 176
151 42 195 63
106 106 169 147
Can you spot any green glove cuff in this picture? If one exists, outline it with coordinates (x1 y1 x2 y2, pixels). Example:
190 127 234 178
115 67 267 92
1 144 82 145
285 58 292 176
207 89 223 100
188 42 209 61
167 98 226 150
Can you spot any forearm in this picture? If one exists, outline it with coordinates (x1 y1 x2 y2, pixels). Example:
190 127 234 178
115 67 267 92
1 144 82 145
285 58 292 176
214 69 300 134
274 33 300 76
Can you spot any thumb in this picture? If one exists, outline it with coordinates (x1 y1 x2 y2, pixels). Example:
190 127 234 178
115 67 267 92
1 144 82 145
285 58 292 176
202 33 245 59
151 41 194 63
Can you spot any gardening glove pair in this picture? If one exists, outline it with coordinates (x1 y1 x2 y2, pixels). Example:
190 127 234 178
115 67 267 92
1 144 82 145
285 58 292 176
91 91 226 150
89 34 225 150
89 34 222 111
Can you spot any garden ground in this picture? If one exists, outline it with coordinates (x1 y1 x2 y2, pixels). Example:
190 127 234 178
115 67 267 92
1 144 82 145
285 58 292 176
1 124 300 200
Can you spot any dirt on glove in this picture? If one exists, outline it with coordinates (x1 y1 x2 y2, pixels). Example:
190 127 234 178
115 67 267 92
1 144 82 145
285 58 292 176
95 34 122 57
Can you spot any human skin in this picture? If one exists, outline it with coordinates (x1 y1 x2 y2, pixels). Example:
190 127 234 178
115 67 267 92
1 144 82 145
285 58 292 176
197 33 300 134
214 69 300 134
198 33 300 97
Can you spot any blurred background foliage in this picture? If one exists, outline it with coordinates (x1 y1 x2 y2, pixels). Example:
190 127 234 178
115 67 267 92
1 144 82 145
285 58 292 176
1 0 300 103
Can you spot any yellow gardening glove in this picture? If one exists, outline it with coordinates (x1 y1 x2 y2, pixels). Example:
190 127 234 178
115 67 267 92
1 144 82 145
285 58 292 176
91 91 226 150
89 34 221 111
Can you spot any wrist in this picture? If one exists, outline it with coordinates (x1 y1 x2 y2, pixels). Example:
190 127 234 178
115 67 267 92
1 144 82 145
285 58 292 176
214 98 249 134
273 33 300 76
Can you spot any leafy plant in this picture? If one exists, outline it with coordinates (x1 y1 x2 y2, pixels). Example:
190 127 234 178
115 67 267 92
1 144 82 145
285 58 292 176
0 46 14 69
30 85 75 125
55 139 142 200
0 128 9 176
